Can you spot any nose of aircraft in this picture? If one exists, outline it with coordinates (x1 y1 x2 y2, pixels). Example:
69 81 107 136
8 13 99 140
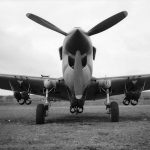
64 28 91 55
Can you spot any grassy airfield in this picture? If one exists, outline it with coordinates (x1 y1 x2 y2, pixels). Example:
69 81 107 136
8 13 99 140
0 93 150 150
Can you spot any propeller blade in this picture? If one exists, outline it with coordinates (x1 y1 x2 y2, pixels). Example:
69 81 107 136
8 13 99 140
26 13 67 36
87 11 128 36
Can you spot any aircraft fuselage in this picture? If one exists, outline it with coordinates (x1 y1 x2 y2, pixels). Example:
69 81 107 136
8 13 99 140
62 28 93 100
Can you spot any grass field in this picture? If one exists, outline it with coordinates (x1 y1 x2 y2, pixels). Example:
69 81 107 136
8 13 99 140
0 102 150 150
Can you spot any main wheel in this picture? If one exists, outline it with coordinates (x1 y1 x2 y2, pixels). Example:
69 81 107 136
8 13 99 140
110 101 119 122
36 104 45 124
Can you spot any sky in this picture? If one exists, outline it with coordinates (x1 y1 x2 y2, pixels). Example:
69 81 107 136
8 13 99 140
0 0 150 95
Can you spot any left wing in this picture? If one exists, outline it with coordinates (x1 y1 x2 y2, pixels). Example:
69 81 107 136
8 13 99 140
0 74 69 100
85 74 150 101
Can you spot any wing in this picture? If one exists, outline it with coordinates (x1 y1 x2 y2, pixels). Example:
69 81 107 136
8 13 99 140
85 74 150 100
0 74 69 100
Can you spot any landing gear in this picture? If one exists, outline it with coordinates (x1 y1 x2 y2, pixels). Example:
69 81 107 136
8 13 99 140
36 104 45 124
105 89 119 122
36 89 50 124
36 104 49 124
110 101 119 122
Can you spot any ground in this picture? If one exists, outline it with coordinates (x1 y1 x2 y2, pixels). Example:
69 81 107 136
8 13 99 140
0 101 150 150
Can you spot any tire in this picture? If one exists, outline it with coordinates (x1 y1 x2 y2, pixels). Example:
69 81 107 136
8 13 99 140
36 104 45 124
110 101 119 122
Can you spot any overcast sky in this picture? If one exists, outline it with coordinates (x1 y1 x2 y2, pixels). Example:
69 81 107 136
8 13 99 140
0 0 150 95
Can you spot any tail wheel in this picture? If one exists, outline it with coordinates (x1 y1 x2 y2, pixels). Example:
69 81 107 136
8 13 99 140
110 101 119 122
36 104 45 124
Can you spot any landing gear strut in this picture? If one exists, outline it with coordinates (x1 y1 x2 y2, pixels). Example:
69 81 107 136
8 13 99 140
110 101 119 122
105 89 119 122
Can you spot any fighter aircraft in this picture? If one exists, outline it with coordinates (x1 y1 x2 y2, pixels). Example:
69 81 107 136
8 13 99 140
0 11 150 124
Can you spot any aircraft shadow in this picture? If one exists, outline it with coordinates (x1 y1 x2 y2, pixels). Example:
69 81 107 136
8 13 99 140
46 113 109 124
119 115 150 122
46 113 150 124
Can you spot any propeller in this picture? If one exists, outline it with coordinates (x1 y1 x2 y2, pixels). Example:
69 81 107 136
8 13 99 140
87 11 128 36
26 11 127 37
26 13 67 36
